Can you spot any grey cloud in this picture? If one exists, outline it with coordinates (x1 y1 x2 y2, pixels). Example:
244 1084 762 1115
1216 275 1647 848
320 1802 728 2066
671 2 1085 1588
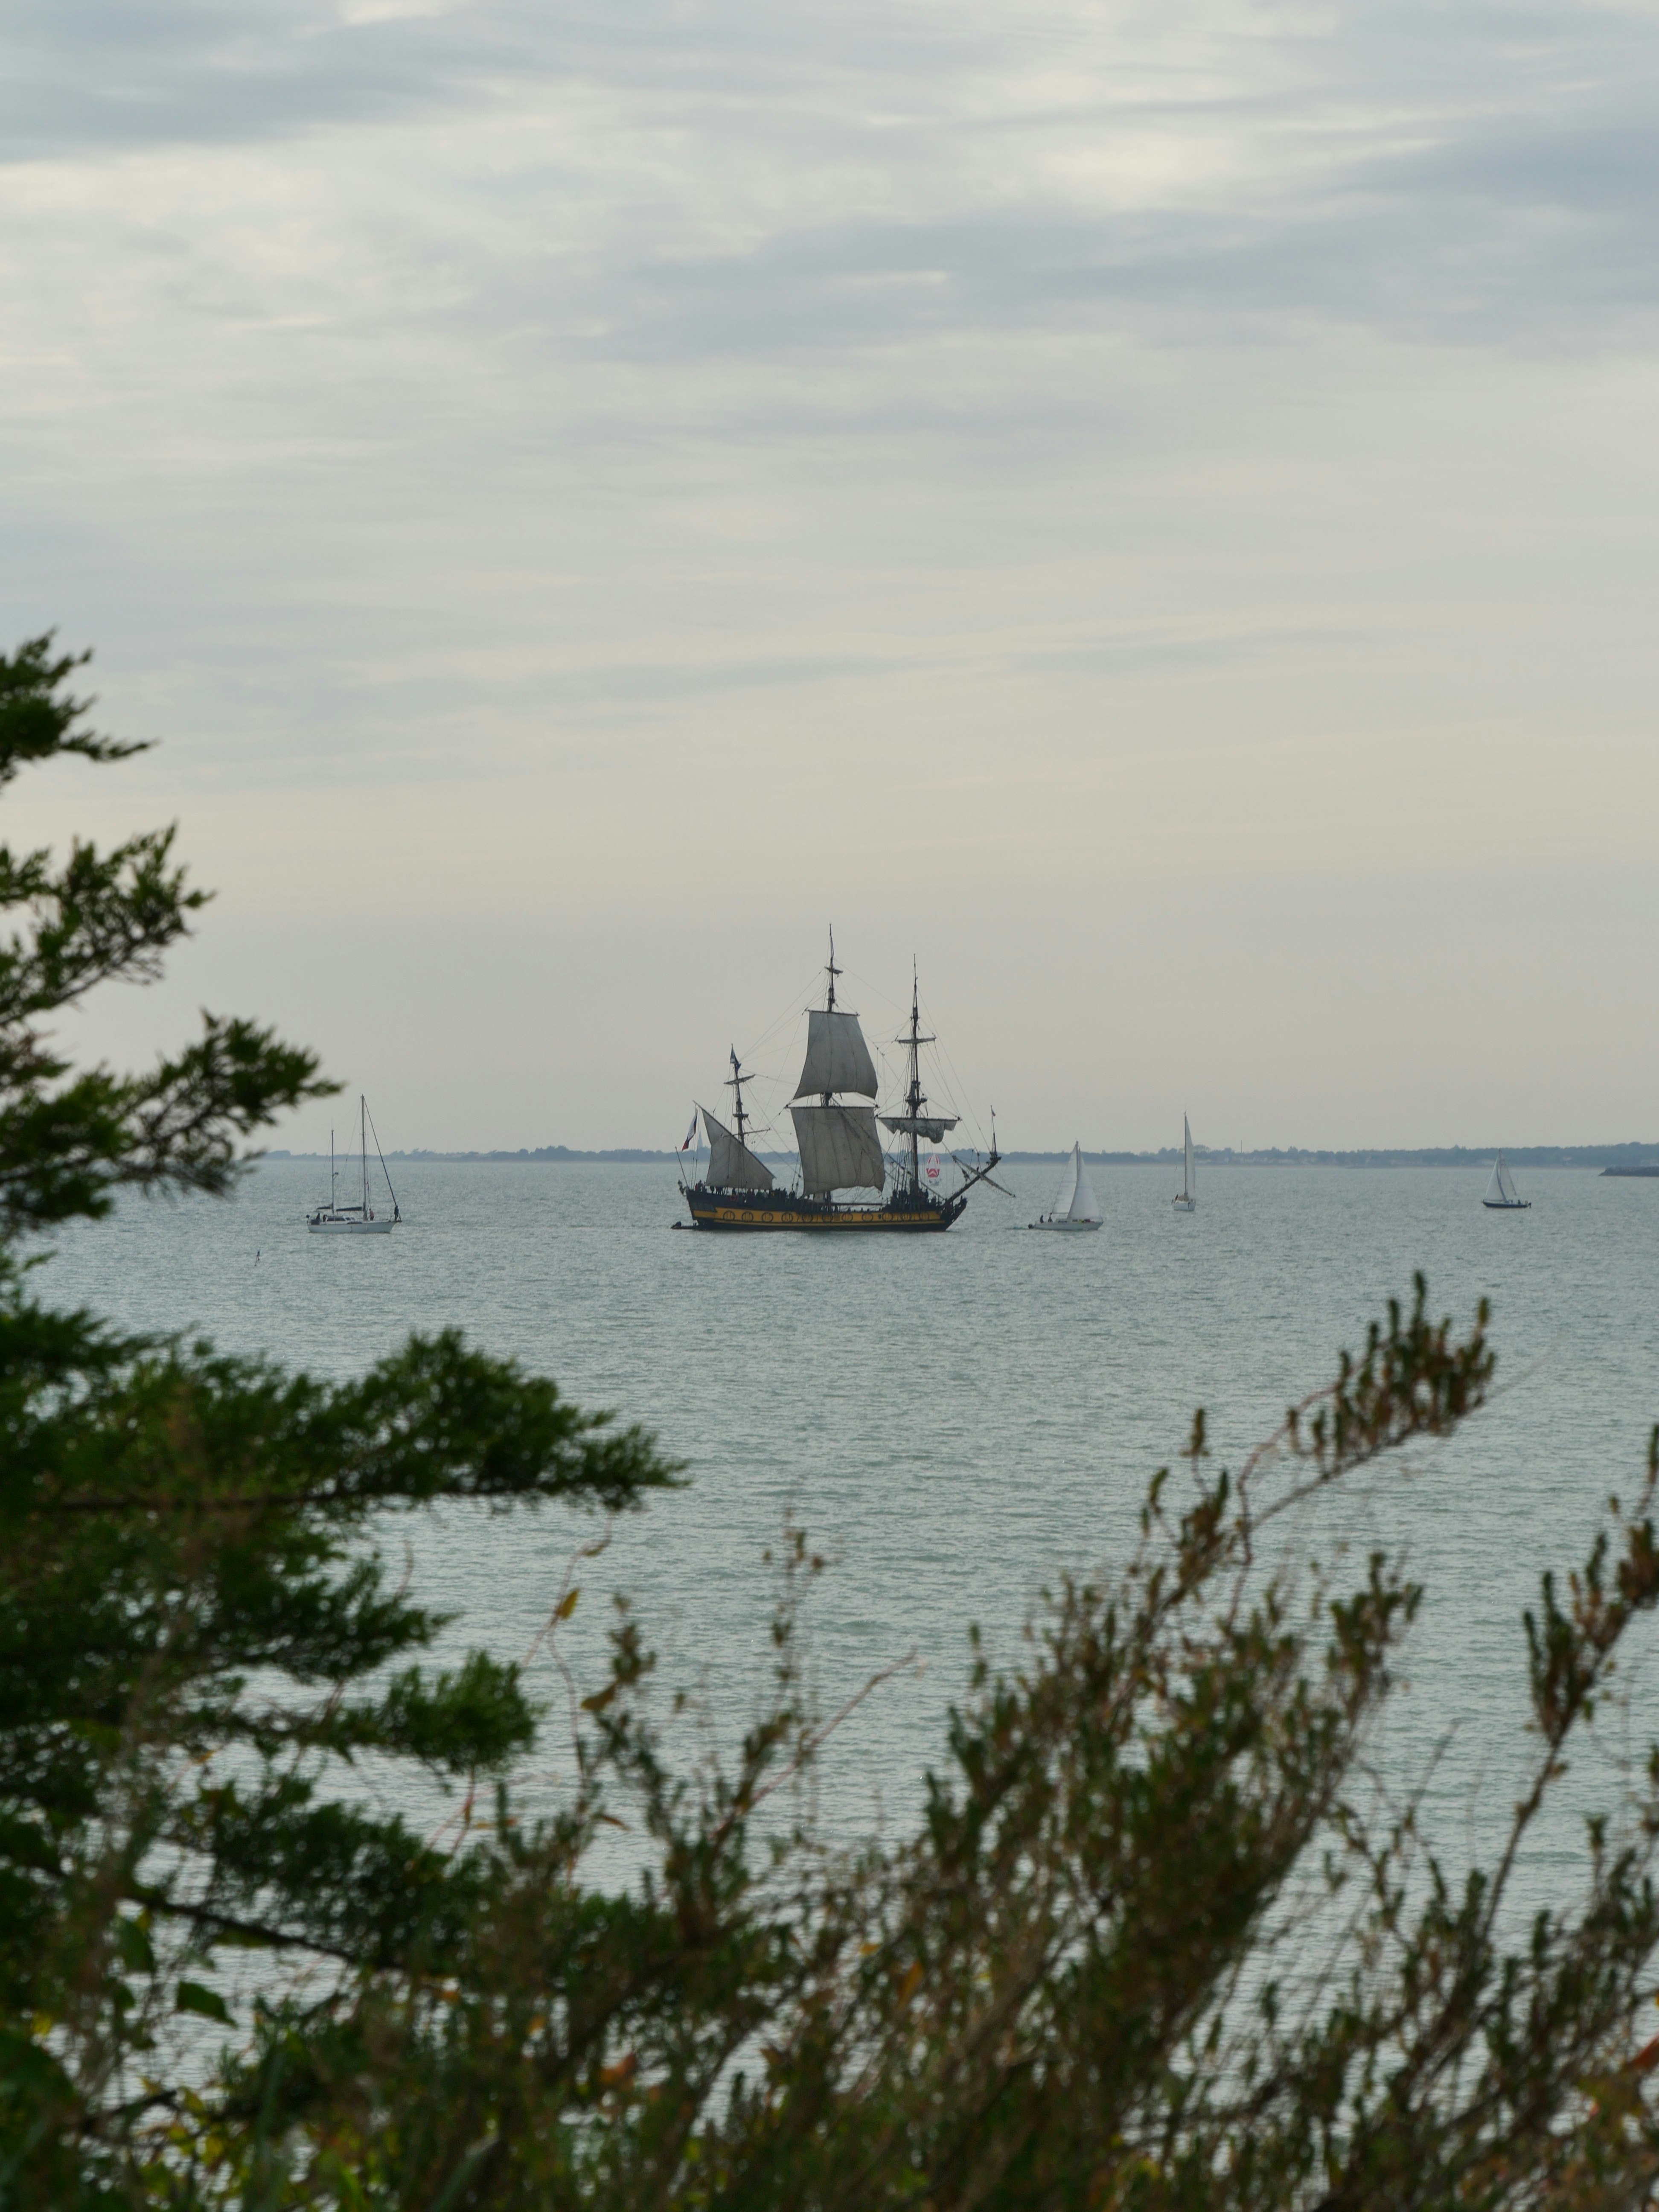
1377 115 1659 221
2 0 912 158
453 191 1659 381
3 1 504 156
10 0 1659 360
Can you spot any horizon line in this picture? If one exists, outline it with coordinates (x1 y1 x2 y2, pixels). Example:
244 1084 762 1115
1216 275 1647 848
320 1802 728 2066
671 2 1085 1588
262 1141 1659 1168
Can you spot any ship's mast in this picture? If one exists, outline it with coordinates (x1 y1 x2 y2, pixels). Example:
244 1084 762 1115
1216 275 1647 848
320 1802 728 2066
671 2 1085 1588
726 1049 750 1150
361 1095 368 1215
821 925 840 1105
904 962 934 1201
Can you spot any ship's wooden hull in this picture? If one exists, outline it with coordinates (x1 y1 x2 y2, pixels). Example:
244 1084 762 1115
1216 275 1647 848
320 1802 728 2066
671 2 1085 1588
684 1185 965 1232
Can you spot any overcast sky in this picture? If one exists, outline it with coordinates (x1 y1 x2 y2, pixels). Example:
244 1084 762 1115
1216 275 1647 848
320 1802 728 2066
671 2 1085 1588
3 0 1657 1150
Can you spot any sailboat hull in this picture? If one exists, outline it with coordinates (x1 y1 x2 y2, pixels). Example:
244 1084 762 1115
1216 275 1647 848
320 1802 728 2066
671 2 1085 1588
1030 1219 1101 1232
684 1186 964 1231
1481 1200 1531 1211
308 1218 396 1234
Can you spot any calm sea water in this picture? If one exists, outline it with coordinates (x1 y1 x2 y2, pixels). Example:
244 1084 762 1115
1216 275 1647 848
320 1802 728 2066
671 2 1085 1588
39 1158 1659 1916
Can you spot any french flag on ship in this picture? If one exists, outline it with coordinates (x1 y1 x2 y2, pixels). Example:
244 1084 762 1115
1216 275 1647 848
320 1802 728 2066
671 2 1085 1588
681 1112 697 1152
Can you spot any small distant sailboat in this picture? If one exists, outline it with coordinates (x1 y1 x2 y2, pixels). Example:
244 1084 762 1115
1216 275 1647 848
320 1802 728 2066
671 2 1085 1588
307 1096 402 1234
1032 1142 1102 1231
1482 1152 1531 1211
1173 1114 1196 1213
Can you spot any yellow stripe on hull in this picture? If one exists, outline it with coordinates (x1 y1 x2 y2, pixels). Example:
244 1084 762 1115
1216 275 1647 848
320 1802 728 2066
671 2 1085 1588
686 1199 956 1232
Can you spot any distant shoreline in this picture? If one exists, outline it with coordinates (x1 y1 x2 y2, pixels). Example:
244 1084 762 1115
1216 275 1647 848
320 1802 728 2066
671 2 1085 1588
262 1144 1659 1171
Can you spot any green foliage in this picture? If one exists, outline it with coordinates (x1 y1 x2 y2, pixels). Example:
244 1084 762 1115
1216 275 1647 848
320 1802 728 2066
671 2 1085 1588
4 632 1659 2207
0 635 330 1237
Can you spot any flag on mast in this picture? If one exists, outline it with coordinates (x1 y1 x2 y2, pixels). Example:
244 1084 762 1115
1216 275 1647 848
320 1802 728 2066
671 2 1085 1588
681 1112 697 1152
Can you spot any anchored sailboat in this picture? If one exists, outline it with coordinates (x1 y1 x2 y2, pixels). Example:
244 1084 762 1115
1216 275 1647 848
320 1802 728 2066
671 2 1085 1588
307 1096 402 1234
1031 1142 1102 1231
681 934 1000 1233
1173 1115 1196 1213
1482 1152 1531 1211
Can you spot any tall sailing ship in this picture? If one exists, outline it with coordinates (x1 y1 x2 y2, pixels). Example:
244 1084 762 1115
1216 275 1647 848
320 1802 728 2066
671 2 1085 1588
683 937 1001 1233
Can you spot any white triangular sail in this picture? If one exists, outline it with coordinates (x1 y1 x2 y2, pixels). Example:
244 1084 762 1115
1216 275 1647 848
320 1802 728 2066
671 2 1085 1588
794 1010 879 1100
790 1103 885 1193
1183 1115 1195 1203
700 1105 774 1191
1487 1152 1522 1206
1068 1145 1101 1224
1048 1145 1079 1221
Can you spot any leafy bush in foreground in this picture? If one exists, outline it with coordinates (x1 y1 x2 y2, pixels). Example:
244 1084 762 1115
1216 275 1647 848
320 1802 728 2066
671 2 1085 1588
3 636 1659 2209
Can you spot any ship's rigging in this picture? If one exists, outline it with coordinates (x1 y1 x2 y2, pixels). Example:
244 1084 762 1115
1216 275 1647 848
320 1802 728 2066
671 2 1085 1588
681 931 999 1233
879 964 960 1198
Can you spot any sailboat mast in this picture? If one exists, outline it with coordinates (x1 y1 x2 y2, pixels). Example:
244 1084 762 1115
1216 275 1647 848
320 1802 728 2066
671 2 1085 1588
361 1096 368 1214
330 1129 336 1211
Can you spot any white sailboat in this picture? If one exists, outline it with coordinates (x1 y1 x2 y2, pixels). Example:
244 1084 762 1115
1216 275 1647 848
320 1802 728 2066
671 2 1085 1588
1031 1142 1103 1231
1482 1152 1530 1211
1173 1114 1196 1213
307 1096 402 1234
